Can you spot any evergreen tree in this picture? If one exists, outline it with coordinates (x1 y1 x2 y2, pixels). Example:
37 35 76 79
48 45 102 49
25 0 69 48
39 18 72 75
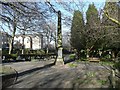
103 1 120 26
86 3 100 28
102 2 120 58
70 10 85 57
102 2 119 26
85 3 101 57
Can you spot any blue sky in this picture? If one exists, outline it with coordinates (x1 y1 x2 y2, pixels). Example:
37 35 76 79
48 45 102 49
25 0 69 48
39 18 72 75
0 0 107 46
1 0 106 35
49 0 106 33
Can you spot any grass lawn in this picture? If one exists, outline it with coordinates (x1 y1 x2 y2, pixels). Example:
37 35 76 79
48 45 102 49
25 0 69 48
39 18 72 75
0 66 16 75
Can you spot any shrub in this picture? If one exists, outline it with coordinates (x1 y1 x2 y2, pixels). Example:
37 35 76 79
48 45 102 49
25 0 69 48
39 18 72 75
113 57 120 71
3 54 18 60
36 49 45 55
24 49 30 54
100 54 112 61
63 48 70 54
81 58 88 61
2 49 9 55
69 54 76 59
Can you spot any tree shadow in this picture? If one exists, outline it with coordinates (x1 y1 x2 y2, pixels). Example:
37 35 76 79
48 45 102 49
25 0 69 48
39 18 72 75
28 71 69 89
2 62 55 88
24 67 93 89
18 62 55 77
9 60 111 88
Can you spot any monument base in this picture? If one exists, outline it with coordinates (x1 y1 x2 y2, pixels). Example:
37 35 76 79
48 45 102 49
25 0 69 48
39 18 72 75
55 47 64 65
56 58 64 65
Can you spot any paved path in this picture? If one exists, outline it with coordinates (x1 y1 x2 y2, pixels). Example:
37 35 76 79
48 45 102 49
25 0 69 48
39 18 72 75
2 59 55 74
2 54 71 74
7 61 112 88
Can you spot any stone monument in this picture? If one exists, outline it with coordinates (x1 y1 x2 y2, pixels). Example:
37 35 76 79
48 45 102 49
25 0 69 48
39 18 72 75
56 11 64 65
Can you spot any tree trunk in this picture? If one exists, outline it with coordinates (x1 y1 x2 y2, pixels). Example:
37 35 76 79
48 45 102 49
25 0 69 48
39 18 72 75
46 36 49 54
30 37 32 50
55 36 57 51
9 38 13 54
9 23 16 54
86 49 89 58
22 36 25 54
8 15 17 54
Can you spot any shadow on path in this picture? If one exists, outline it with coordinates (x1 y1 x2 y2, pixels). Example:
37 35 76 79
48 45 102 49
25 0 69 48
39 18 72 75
11 61 111 88
18 62 55 77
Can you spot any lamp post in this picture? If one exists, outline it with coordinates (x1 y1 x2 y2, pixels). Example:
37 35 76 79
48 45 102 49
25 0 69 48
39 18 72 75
46 0 64 65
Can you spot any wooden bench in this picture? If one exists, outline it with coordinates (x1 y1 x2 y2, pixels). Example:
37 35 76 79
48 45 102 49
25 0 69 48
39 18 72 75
89 57 100 62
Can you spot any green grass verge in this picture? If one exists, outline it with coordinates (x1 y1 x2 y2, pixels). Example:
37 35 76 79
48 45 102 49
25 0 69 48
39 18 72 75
68 63 77 67
0 66 16 75
97 79 108 85
100 61 114 66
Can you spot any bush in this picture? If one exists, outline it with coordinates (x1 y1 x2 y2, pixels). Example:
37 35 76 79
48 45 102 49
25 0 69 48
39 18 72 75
48 48 56 54
11 54 18 60
12 49 20 54
80 57 88 61
63 48 71 54
79 50 86 58
69 54 76 59
30 50 37 54
24 49 30 54
100 53 112 61
2 49 9 55
113 57 120 71
24 49 45 55
36 49 45 55
117 51 120 57
2 54 18 61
